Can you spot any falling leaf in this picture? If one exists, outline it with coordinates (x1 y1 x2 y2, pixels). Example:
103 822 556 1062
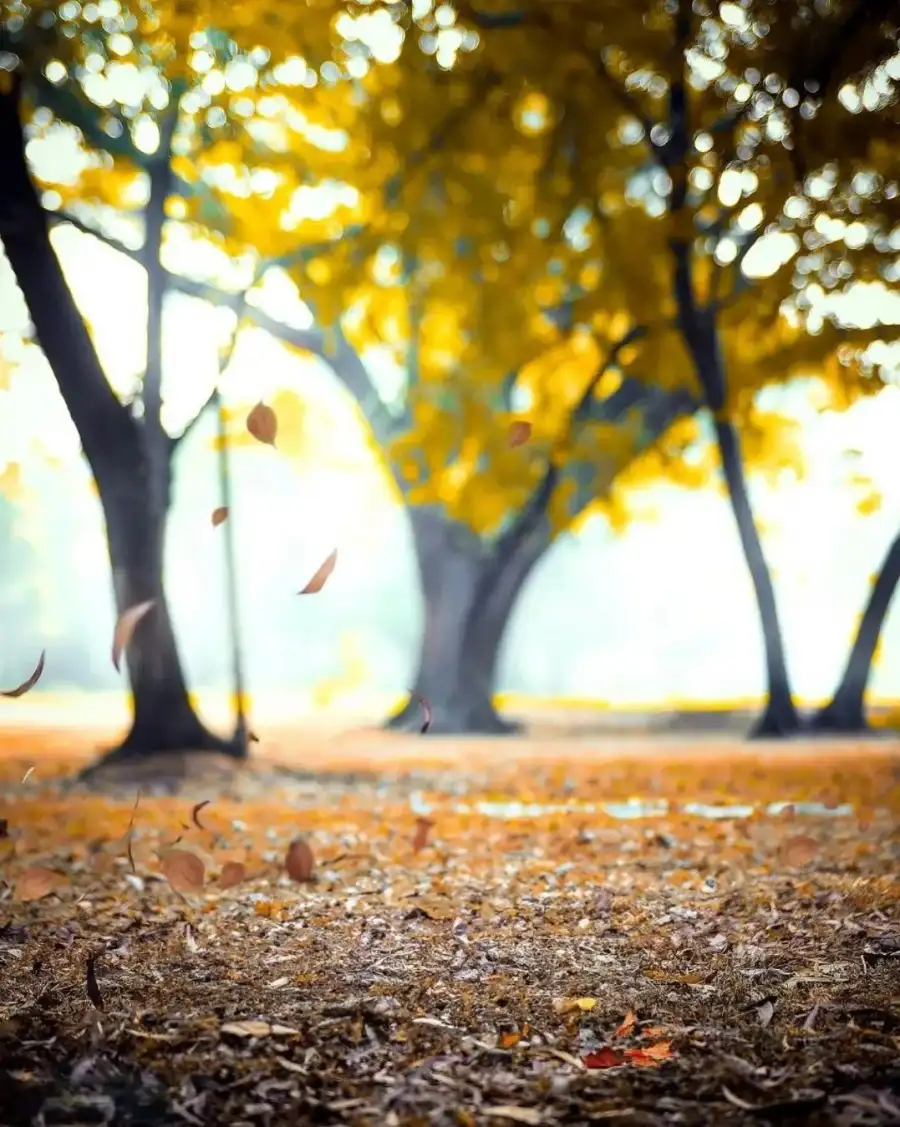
582 1047 626 1070
782 834 819 868
615 1010 637 1038
248 730 260 743
757 999 775 1028
411 691 433 733
484 1108 542 1125
191 800 211 831
160 848 205 894
780 804 796 822
86 953 104 1010
219 861 246 888
112 600 156 672
221 1020 299 1039
21 766 35 784
246 402 277 446
298 549 337 595
508 420 532 448
1 651 46 698
285 837 315 882
0 819 7 838
15 866 64 903
211 506 229 527
412 817 435 853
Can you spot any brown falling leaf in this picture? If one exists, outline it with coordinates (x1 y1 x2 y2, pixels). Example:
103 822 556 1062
112 600 156 672
412 817 435 853
247 401 277 446
508 420 532 448
248 730 260 743
191 800 211 831
160 848 205 894
125 788 142 873
15 866 64 903
298 549 337 595
285 837 315 882
211 506 229 527
1 651 46 698
781 834 819 868
86 953 104 1010
615 1010 637 1039
411 691 433 733
0 819 8 838
219 860 246 889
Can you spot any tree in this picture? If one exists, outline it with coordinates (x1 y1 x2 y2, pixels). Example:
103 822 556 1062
5 1 713 733
329 0 898 734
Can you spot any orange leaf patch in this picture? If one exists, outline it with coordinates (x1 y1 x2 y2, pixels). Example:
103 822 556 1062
615 1010 637 1038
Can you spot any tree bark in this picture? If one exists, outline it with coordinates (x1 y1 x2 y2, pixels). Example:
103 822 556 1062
810 527 900 733
386 507 549 734
0 76 237 763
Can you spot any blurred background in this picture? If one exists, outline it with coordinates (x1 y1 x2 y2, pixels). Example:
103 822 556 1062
1 0 899 740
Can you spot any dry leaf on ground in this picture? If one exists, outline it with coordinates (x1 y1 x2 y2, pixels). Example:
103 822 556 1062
285 837 315 882
615 1010 637 1038
15 865 65 902
112 601 156 671
1 651 46 698
484 1107 542 1125
221 1021 299 1038
160 848 205 893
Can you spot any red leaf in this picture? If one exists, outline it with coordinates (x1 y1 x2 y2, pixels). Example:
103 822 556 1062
112 601 156 672
285 838 315 882
247 402 277 446
191 800 211 831
1 651 46 698
298 549 337 595
582 1047 626 1070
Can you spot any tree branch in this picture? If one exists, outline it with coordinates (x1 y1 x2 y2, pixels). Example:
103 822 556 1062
48 209 402 441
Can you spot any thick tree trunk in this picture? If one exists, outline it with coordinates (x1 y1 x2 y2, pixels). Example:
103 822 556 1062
387 507 549 734
810 527 900 733
0 76 237 764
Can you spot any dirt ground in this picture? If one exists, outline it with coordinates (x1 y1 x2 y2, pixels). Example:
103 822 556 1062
0 727 898 1127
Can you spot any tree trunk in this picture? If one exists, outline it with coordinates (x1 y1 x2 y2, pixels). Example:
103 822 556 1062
810 527 900 733
712 418 800 736
671 241 800 737
387 507 549 734
0 76 237 764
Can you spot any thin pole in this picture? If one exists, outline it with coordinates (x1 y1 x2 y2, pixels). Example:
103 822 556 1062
215 384 248 752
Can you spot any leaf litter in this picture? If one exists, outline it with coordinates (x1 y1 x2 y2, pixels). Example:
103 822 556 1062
0 743 898 1125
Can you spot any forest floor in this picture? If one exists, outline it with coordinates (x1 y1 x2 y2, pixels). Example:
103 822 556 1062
0 725 898 1127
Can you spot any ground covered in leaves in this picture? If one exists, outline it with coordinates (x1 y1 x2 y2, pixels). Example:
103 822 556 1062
0 733 898 1127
